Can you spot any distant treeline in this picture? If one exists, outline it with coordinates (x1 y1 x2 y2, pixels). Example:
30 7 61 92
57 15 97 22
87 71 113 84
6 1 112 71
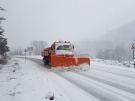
9 40 48 55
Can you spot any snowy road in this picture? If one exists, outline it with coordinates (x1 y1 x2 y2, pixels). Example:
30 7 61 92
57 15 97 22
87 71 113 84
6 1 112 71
27 58 135 101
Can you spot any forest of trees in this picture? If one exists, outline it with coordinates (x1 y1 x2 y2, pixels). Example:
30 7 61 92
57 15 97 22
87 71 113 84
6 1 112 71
76 39 133 62
96 47 129 62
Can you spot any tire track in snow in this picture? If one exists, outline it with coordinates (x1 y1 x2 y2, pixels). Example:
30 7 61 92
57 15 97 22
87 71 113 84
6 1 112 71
59 72 135 101
76 72 135 95
57 73 111 101
91 66 135 79
84 70 135 88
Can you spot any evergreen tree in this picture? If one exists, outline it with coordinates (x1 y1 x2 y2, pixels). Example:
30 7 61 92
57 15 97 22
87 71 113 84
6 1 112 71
0 7 10 55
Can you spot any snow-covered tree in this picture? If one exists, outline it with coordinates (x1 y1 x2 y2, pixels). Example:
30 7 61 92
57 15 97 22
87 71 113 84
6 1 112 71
9 48 23 55
96 47 128 61
30 40 48 55
0 7 10 64
0 7 9 55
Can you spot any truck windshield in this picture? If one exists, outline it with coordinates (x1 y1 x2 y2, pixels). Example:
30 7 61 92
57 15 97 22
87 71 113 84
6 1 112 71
56 45 73 50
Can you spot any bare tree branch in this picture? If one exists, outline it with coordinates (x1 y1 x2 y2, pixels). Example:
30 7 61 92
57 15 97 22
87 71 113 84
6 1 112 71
31 40 48 55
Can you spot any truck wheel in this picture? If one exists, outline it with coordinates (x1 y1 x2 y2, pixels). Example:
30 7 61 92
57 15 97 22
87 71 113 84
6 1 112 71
47 57 51 69
43 58 46 65
43 57 48 65
48 57 50 65
43 56 51 69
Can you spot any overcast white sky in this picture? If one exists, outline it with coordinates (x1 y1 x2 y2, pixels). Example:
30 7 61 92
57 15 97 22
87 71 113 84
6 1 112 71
0 0 135 48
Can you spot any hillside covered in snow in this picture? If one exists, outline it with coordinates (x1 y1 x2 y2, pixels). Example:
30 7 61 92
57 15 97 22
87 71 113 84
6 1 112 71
76 20 135 59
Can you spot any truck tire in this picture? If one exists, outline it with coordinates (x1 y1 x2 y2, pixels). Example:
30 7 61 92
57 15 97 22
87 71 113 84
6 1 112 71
43 56 48 65
43 56 51 69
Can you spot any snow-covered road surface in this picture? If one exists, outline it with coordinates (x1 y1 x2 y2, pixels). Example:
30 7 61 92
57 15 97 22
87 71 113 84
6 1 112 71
1 57 135 101
27 57 135 101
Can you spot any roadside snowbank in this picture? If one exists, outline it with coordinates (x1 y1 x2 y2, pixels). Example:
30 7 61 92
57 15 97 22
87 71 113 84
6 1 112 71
91 59 133 68
0 58 69 101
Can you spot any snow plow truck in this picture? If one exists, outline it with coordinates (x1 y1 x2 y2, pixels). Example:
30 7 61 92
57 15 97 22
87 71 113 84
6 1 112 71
41 40 90 68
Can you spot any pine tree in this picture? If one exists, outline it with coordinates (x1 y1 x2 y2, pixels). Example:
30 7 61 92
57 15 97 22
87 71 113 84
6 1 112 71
0 7 10 55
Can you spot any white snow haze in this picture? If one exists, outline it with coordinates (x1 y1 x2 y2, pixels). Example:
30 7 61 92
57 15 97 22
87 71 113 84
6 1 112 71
1 0 135 48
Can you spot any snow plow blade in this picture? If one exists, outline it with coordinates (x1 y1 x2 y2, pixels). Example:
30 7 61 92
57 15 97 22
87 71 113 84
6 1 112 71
51 56 90 67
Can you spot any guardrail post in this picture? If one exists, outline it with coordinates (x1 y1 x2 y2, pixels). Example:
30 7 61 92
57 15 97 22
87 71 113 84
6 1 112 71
131 44 135 68
24 49 26 63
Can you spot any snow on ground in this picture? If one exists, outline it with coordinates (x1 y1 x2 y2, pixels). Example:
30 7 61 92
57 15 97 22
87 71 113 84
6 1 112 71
0 56 95 101
4 55 135 101
45 72 97 101
91 58 133 68
0 58 70 101
91 58 135 71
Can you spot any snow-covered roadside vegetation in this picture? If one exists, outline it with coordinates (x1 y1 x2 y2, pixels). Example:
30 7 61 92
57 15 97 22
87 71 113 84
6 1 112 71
0 55 9 64
0 55 3 60
0 58 69 101
91 59 134 68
